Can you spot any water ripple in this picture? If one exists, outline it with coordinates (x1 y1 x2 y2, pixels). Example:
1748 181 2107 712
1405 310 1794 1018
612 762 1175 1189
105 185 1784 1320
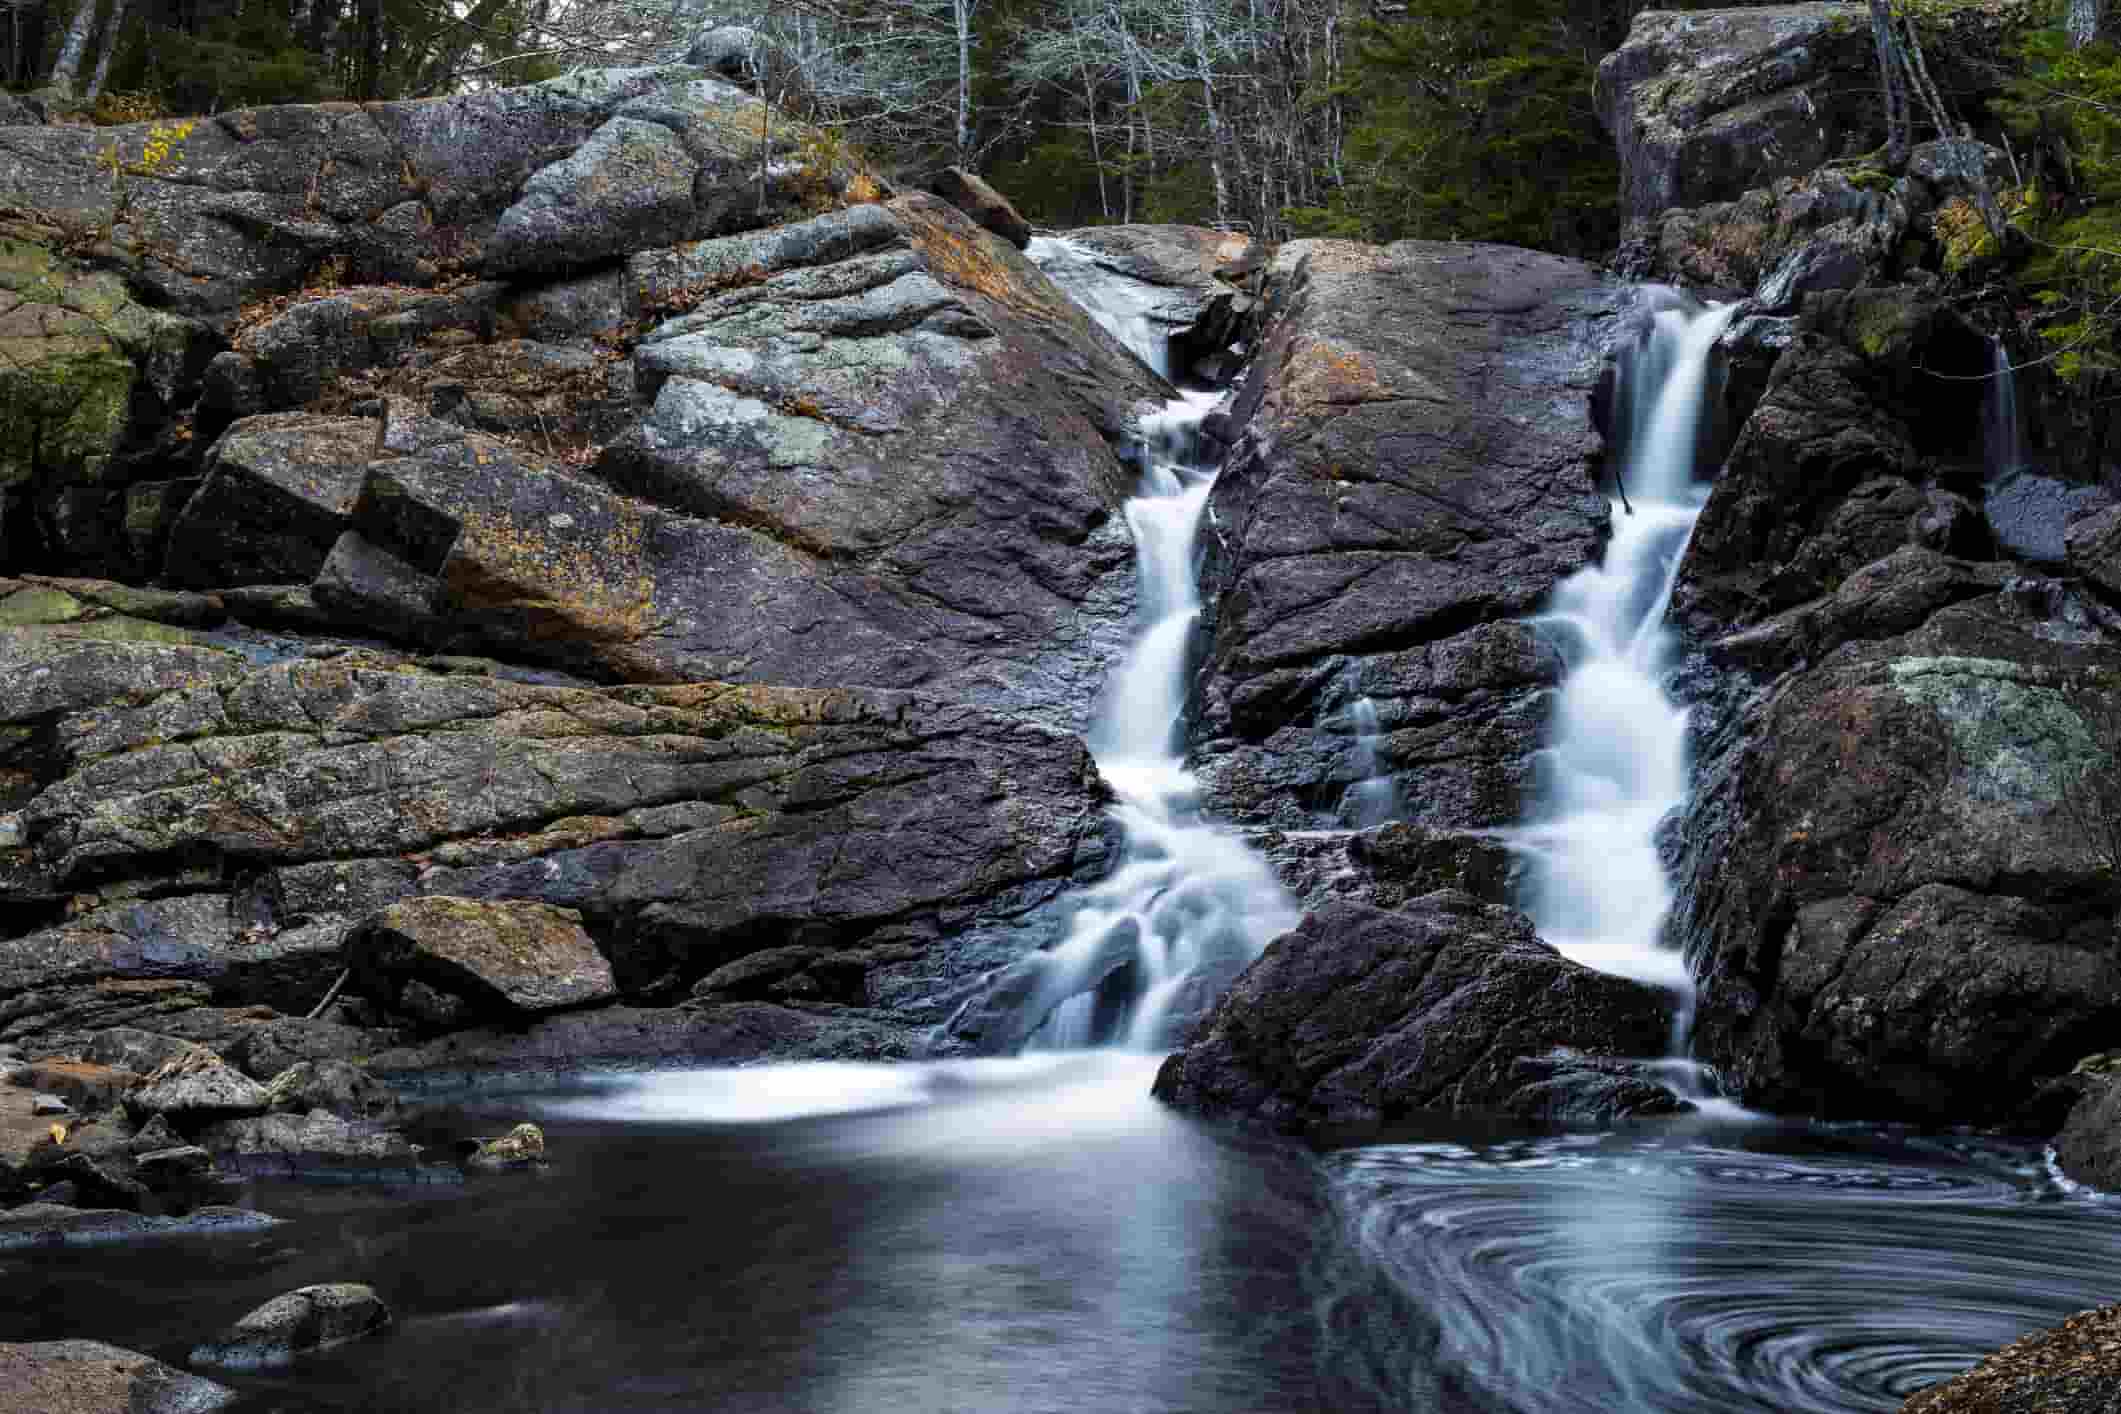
1317 1128 2121 1413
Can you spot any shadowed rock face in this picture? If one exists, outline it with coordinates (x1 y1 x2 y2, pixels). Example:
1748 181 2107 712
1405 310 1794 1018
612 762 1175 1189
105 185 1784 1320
1678 596 2121 1126
1152 895 1679 1134
1193 239 1623 833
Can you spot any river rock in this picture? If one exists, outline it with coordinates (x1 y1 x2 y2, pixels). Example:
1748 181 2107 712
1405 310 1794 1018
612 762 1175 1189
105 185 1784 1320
1902 1303 2121 1412
1679 593 2121 1125
348 898 618 1023
189 1284 391 1370
464 1121 545 1171
1193 240 1621 832
261 1060 398 1122
0 1339 238 1413
126 1050 271 1123
0 1201 279 1248
197 1110 426 1181
1152 895 1680 1133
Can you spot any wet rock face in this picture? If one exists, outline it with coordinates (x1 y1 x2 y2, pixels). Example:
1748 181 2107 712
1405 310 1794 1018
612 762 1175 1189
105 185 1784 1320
1679 596 2121 1125
1194 240 1622 833
1048 223 1266 377
0 1339 238 1413
2053 1079 2121 1192
1152 895 1679 1134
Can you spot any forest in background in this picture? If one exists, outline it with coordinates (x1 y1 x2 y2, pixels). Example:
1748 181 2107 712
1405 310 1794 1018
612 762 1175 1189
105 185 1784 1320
0 0 1645 253
7 0 2121 373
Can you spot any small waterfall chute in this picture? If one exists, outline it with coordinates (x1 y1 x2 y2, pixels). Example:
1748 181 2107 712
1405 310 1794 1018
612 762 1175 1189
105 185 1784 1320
1512 288 1737 1049
978 243 1297 1053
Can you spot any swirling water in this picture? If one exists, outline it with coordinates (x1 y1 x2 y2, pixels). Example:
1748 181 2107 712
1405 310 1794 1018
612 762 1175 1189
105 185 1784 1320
23 1071 2121 1413
1315 1122 2121 1413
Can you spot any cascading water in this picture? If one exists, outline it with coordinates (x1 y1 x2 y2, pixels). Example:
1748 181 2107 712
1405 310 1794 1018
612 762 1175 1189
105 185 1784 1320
1016 238 1298 1050
1513 289 1736 1009
1340 692 1400 828
1985 336 2024 479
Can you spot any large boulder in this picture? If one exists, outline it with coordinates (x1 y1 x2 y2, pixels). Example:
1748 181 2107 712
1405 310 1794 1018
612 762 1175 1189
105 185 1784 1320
1 639 1112 1056
1596 5 1885 231
1192 240 1622 832
126 1049 271 1123
1678 593 2121 1125
347 898 618 1022
0 67 866 322
189 1284 391 1369
1597 4 2024 233
0 1340 237 1413
1152 895 1681 1133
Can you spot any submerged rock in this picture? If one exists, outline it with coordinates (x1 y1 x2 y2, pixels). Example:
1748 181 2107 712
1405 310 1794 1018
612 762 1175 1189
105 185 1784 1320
0 1339 237 1413
0 1202 279 1249
464 1122 546 1172
1153 895 1678 1133
189 1283 391 1370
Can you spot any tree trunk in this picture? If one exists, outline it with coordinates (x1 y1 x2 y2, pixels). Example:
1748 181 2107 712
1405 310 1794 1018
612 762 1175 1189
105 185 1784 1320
1185 0 1230 227
46 0 95 95
83 0 126 99
953 0 974 164
1081 57 1109 220
2071 0 2101 48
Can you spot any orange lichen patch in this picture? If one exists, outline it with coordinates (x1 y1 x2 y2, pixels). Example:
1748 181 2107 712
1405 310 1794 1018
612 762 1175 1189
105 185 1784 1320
444 502 658 647
1283 339 1388 408
889 196 1057 325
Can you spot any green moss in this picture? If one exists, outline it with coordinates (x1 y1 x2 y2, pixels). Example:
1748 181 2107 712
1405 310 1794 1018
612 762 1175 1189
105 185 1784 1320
1844 289 1927 361
0 347 136 489
66 614 212 647
0 587 87 627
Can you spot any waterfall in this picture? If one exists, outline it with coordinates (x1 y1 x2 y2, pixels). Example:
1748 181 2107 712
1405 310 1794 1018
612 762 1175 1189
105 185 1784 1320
1013 239 1299 1051
1027 236 1174 380
1341 692 1400 828
1985 336 2023 480
1513 290 1736 1011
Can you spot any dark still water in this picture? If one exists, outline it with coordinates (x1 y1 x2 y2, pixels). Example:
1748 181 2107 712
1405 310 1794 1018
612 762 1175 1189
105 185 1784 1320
7 1057 2121 1414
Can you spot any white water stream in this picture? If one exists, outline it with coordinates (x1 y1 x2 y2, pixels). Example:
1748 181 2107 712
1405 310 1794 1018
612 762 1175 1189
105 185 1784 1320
1019 238 1298 1050
1513 291 1736 1004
